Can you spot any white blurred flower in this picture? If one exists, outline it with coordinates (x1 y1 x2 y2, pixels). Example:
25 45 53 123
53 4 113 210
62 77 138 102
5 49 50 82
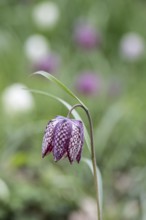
119 32 145 61
24 34 50 62
0 179 10 201
32 2 60 29
2 83 34 116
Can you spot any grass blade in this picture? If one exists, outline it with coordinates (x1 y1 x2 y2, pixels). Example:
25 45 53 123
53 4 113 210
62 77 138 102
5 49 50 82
33 71 86 108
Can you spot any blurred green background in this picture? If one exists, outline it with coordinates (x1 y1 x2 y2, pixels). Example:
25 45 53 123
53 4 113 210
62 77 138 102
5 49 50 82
0 0 146 219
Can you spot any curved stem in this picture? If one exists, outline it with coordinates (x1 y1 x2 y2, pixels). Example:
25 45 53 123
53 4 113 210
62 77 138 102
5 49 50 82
67 104 102 220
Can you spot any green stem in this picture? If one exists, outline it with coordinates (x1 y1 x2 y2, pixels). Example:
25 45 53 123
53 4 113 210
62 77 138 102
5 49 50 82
67 104 102 220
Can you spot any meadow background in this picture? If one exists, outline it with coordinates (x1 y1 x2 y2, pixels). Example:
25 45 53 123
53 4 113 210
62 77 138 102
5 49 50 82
0 0 146 219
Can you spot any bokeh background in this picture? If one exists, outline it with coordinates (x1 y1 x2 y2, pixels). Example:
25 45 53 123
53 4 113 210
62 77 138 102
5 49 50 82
0 0 146 219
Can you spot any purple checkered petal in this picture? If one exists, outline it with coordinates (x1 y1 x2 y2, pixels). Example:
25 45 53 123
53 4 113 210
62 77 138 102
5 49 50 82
76 121 84 163
53 119 72 161
42 119 58 158
68 120 84 163
42 116 84 164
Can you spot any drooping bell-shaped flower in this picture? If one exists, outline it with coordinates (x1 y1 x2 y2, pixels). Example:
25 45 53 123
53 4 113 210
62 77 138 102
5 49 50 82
42 116 84 163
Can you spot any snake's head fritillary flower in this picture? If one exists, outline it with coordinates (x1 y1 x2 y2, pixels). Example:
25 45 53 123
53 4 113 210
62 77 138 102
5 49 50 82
42 116 84 164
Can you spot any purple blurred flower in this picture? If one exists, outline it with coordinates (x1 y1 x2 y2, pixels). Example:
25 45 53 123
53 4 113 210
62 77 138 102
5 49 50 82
75 72 102 96
42 116 84 164
34 53 60 74
74 22 101 50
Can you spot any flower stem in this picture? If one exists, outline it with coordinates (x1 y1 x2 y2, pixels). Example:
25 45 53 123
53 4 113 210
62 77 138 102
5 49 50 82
67 104 102 220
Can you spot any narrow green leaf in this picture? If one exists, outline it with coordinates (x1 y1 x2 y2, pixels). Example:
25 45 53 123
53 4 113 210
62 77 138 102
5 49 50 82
82 158 103 213
33 71 86 108
29 89 90 151
94 103 125 157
